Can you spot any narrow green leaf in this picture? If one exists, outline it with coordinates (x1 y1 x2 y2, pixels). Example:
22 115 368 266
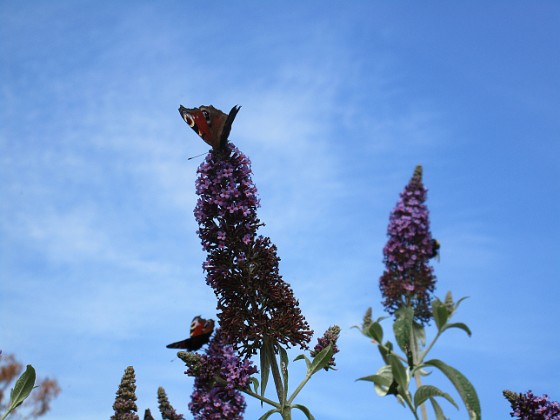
259 346 271 404
441 322 472 337
294 354 312 371
455 296 469 311
278 346 289 401
429 397 448 420
414 385 458 410
250 377 260 394
9 365 36 410
423 359 481 420
258 408 280 420
310 344 334 375
293 404 315 420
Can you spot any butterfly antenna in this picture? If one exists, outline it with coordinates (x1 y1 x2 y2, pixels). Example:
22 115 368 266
187 151 209 160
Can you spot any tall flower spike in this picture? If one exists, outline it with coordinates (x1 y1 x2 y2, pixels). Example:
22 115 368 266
194 142 313 357
157 387 184 420
111 366 139 420
379 165 438 325
187 329 257 419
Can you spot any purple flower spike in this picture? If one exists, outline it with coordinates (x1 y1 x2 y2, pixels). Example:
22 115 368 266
188 329 258 419
379 165 437 325
504 390 560 419
194 143 313 357
310 325 341 370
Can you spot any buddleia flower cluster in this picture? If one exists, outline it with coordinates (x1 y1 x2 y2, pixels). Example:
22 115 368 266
310 326 341 371
194 143 313 357
187 330 257 419
504 390 560 419
379 165 438 325
111 366 139 420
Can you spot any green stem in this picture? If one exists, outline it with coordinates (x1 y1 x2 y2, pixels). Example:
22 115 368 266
237 383 281 408
287 371 312 405
418 330 442 362
411 327 428 420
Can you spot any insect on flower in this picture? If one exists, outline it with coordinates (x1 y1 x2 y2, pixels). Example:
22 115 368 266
166 316 215 351
429 239 440 261
178 104 241 150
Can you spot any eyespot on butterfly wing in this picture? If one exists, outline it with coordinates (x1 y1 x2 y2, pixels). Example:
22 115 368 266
178 104 240 150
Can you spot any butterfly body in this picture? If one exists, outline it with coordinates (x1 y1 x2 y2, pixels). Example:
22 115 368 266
178 104 240 150
166 316 215 351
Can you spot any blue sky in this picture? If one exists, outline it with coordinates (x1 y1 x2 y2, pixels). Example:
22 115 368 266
1 2 559 419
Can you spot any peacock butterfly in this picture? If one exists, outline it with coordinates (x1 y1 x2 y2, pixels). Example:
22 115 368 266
166 315 215 351
178 104 241 150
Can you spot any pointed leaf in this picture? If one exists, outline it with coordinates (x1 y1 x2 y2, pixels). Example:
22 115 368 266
429 397 448 420
258 408 280 420
278 345 289 401
293 404 315 420
357 365 393 397
310 344 333 375
423 359 481 420
9 365 36 411
378 341 393 365
441 322 472 337
388 354 408 391
454 296 469 311
367 321 384 343
259 346 271 404
250 377 259 394
414 385 458 410
294 354 312 370
432 300 449 331
393 307 414 354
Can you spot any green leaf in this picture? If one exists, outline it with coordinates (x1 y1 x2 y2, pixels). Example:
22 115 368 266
294 354 312 370
378 341 393 365
258 408 280 420
393 307 414 354
310 344 334 375
388 354 408 390
357 365 393 397
423 359 481 420
454 296 469 312
250 377 260 394
413 322 426 347
432 299 449 331
414 385 458 410
259 345 272 405
367 321 384 343
9 365 36 410
429 397 448 420
293 404 315 420
279 345 289 401
441 322 472 337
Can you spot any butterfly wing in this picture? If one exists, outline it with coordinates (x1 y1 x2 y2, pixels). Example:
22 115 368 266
166 316 215 351
178 104 240 150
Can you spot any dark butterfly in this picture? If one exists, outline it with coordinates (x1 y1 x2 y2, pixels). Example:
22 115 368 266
178 104 241 150
166 315 215 351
